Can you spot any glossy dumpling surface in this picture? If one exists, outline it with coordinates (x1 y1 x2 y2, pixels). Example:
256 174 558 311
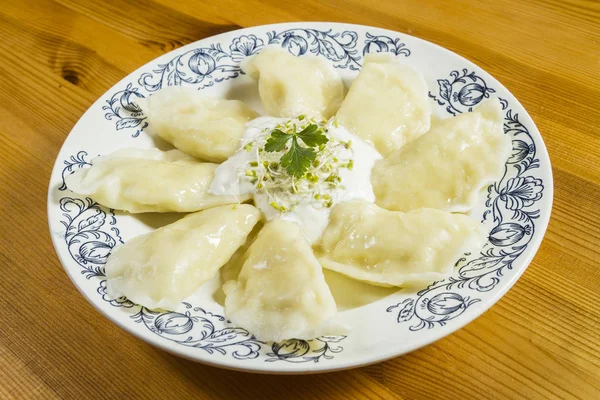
242 46 344 119
315 201 486 286
105 204 261 309
336 53 431 156
220 221 263 284
65 148 250 213
145 87 258 162
223 220 338 341
372 98 511 212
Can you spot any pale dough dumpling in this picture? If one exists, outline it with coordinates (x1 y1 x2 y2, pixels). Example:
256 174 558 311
315 201 486 287
220 221 263 284
145 87 258 162
223 220 338 342
65 148 250 213
242 46 344 119
336 53 431 156
105 204 261 309
372 98 511 212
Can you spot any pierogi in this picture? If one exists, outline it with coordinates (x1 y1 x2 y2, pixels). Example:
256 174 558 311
145 86 258 162
336 53 431 156
372 98 511 212
105 204 261 309
242 46 344 119
81 48 512 343
65 148 250 213
220 221 263 284
315 201 486 287
223 220 338 341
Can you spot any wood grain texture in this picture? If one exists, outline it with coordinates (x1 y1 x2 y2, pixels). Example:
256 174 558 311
0 0 599 398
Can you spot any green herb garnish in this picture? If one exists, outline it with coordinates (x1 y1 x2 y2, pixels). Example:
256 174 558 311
264 124 328 178
295 124 328 147
280 136 316 178
241 116 354 213
264 129 289 152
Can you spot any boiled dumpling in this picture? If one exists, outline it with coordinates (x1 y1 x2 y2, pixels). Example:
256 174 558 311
315 201 486 286
242 46 344 119
105 204 262 309
220 221 263 283
336 53 431 156
65 148 250 213
372 98 511 212
145 87 258 162
223 220 338 341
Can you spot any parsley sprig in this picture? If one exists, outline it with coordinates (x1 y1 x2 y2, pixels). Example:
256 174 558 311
240 116 354 213
264 124 329 178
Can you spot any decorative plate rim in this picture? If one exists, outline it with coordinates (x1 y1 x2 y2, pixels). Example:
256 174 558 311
47 21 553 374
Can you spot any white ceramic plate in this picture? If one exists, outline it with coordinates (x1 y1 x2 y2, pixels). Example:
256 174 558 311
48 22 553 374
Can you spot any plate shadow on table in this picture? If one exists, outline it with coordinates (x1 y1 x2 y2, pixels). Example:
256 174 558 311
149 344 397 399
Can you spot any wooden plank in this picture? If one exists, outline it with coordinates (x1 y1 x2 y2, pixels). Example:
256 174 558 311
0 0 598 398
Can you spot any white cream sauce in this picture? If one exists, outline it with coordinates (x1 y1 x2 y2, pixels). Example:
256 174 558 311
210 117 382 243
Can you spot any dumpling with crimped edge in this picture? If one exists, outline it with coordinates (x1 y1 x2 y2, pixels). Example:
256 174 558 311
223 220 339 342
65 148 250 213
372 97 511 213
315 201 486 287
335 53 431 156
105 204 262 310
242 46 344 119
144 86 259 162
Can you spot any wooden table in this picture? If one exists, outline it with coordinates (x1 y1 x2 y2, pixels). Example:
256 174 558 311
1 0 599 398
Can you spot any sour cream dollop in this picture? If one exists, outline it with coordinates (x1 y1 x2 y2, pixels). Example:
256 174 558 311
209 117 382 243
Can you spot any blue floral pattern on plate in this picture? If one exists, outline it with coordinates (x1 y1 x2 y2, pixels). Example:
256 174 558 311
59 197 122 279
58 174 347 363
52 25 549 369
387 69 542 330
103 84 148 138
107 28 412 137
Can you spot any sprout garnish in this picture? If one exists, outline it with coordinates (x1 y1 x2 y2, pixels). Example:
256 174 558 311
239 115 353 212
